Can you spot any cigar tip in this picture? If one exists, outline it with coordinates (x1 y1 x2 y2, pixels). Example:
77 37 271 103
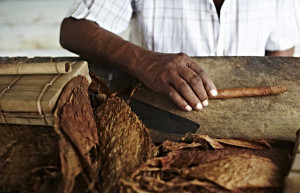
271 86 287 93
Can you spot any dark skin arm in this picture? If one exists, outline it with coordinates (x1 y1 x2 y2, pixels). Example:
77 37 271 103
60 18 218 111
265 47 295 56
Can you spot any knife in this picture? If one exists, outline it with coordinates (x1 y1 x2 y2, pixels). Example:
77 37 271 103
127 97 200 144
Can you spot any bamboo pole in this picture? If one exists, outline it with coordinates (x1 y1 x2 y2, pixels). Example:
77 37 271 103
0 114 53 126
0 62 72 75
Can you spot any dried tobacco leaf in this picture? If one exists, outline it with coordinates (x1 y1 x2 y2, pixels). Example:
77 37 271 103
0 124 60 193
129 82 142 97
89 73 111 110
94 97 158 193
163 145 292 176
215 139 271 150
159 150 206 168
161 134 224 152
89 73 111 95
190 134 224 149
120 139 292 193
162 134 272 151
54 75 100 193
181 154 281 190
162 140 205 151
120 156 231 193
120 176 231 193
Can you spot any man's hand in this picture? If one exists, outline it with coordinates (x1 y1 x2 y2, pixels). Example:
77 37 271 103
134 52 218 111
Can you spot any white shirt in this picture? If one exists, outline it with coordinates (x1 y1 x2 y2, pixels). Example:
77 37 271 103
67 0 300 56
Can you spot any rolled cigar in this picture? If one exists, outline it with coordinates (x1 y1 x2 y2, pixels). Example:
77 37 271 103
209 86 287 99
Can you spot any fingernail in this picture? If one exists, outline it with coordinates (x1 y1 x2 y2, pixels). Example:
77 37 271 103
202 100 208 107
210 89 218 96
196 103 203 110
185 105 192 111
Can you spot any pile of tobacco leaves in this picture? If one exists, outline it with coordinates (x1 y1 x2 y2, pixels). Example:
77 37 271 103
0 74 294 193
119 136 293 193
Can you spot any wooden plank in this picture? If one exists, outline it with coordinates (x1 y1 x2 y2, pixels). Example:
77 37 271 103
289 130 300 172
285 172 300 193
132 57 300 141
284 130 300 193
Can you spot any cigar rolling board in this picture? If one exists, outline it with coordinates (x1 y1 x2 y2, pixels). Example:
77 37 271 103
89 56 300 141
133 57 300 141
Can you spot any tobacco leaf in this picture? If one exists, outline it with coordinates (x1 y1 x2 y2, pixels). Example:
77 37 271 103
159 150 208 168
54 75 100 193
119 156 231 193
120 139 292 193
166 146 293 183
162 140 206 151
120 176 231 193
215 139 271 150
0 124 60 193
129 82 142 97
180 154 281 190
190 134 224 149
89 73 111 95
163 134 272 151
181 134 273 151
241 188 283 193
88 73 111 110
160 134 224 152
94 97 158 193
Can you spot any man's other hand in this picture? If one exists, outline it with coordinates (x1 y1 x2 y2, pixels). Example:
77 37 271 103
134 52 218 111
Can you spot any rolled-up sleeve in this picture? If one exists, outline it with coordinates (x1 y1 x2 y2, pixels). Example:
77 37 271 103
66 0 133 34
265 0 300 51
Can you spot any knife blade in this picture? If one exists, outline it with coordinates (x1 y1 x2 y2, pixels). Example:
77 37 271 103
127 98 200 144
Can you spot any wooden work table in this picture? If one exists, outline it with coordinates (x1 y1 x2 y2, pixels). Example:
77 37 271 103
1 56 300 191
132 57 300 141
1 56 299 141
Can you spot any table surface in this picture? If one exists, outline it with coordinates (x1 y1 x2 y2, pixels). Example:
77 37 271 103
1 56 299 141
132 57 300 141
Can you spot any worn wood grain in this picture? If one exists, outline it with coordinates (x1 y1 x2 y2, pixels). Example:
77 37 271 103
133 57 300 141
284 130 300 193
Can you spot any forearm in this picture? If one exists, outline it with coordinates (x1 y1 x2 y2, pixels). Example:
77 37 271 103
60 17 217 111
60 17 149 77
265 47 294 56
